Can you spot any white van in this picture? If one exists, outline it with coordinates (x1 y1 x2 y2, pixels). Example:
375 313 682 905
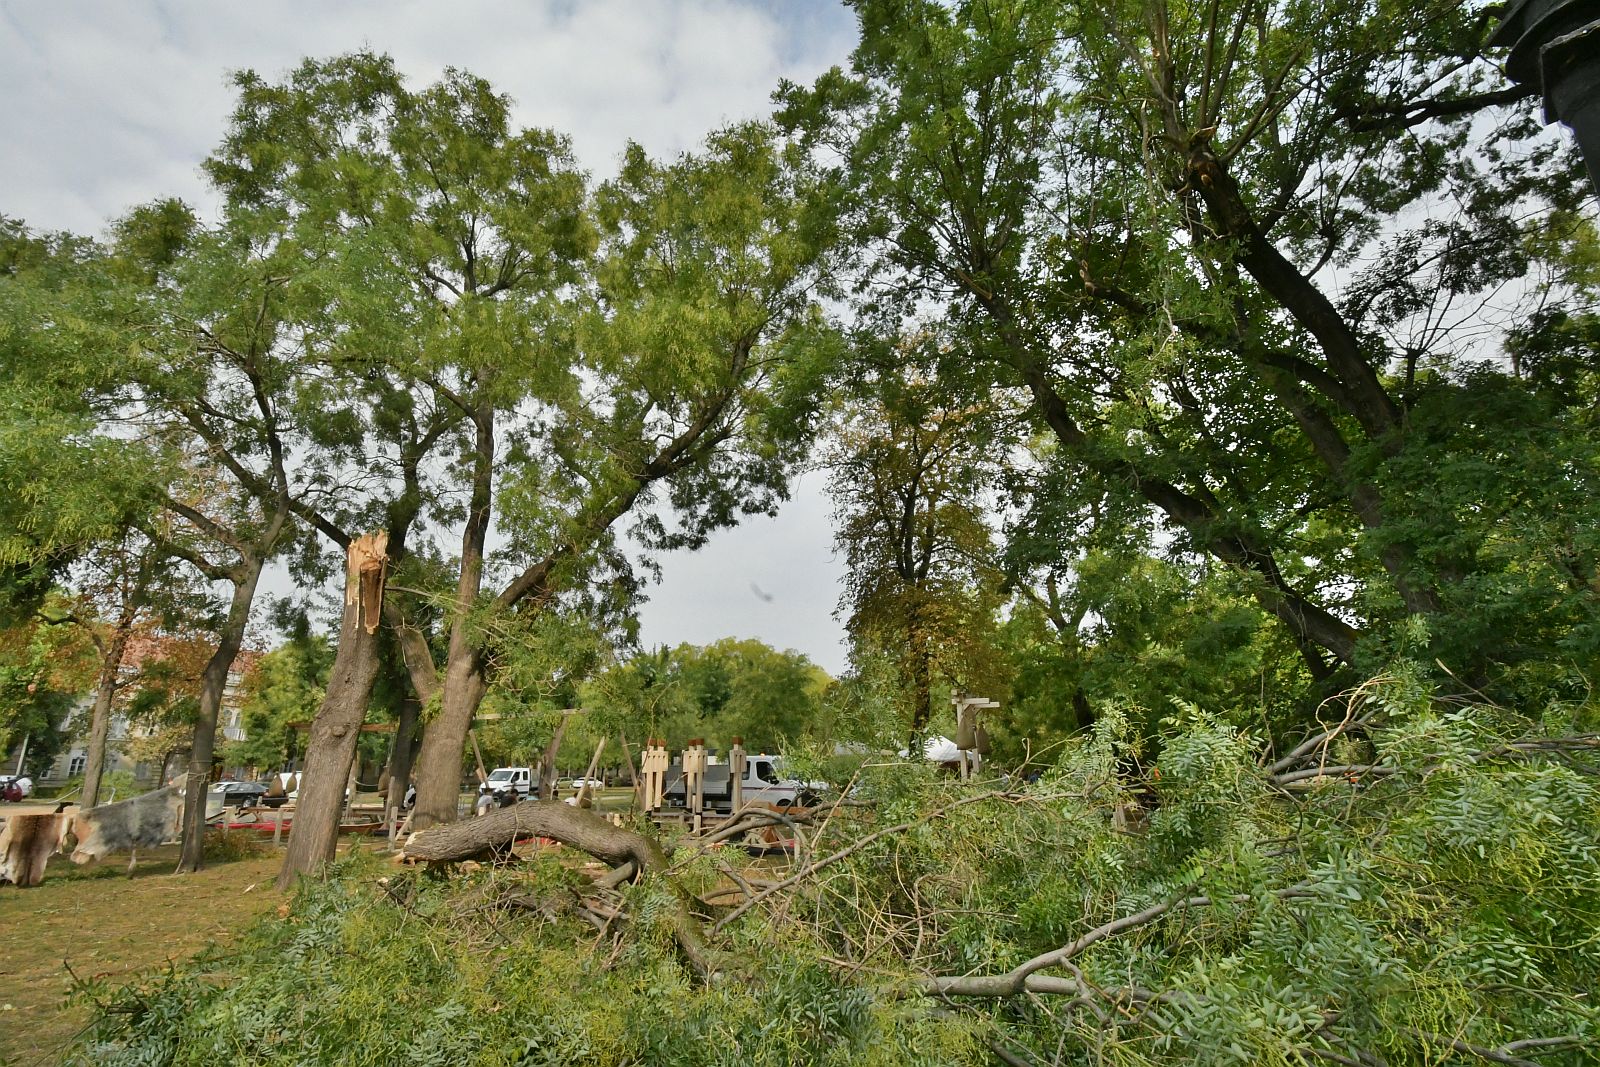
485 766 540 798
663 754 823 812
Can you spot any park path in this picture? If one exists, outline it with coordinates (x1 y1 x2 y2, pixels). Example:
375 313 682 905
0 847 283 1066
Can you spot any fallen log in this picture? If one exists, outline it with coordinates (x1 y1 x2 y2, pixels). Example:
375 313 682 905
398 800 723 976
399 800 668 870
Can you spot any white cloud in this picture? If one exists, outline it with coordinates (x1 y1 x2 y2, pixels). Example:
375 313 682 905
1 0 856 233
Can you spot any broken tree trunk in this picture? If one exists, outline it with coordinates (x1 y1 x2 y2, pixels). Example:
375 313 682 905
277 532 389 890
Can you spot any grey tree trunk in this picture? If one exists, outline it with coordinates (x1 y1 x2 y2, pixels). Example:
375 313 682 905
176 557 265 874
382 694 421 810
80 625 133 810
278 533 389 889
409 404 494 830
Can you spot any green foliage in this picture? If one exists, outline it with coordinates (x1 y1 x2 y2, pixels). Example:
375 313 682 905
825 360 1010 735
202 828 269 864
786 0 1600 738
74 682 1600 1066
0 609 95 770
225 636 334 771
581 638 833 753
72 853 978 1067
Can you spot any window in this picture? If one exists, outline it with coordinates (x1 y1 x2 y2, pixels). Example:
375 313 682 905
68 755 86 777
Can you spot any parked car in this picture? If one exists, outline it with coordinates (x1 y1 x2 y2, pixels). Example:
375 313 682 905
0 774 33 800
565 776 606 791
210 780 269 806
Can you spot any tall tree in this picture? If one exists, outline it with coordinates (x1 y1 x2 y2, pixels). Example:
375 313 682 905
204 54 841 828
824 353 1006 736
95 199 373 871
56 531 209 809
782 0 1600 704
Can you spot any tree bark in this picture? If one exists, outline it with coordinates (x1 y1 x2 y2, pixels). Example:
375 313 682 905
401 799 663 867
80 623 133 811
411 401 496 830
278 532 389 889
382 694 420 811
176 556 265 874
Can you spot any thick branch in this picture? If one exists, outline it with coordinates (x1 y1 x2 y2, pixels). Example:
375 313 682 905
398 801 719 976
924 884 1311 999
1340 83 1536 133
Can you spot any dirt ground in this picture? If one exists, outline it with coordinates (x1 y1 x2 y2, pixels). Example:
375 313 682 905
0 843 286 1067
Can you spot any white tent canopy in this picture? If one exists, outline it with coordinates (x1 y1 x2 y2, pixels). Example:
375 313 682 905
898 735 966 764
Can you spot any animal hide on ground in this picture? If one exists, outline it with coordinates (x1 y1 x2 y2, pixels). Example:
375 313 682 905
71 786 183 866
0 813 72 887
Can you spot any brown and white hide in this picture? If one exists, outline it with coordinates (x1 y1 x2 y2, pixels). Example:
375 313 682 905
0 813 73 887
72 787 184 872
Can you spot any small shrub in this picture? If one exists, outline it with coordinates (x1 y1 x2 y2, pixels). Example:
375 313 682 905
202 828 267 863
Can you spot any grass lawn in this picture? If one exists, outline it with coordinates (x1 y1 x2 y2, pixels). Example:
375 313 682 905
0 842 289 1066
0 789 718 1065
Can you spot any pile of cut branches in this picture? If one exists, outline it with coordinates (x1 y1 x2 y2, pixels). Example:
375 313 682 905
73 686 1600 1066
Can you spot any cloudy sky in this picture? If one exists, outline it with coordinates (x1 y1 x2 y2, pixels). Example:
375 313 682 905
1 0 859 674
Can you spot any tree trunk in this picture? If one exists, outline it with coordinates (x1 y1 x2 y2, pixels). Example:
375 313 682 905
410 403 495 830
401 799 662 867
382 694 420 810
176 557 265 874
538 712 571 800
278 533 389 889
411 654 488 828
80 624 133 810
908 615 933 736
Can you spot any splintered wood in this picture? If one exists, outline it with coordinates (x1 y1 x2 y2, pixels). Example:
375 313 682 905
347 530 389 635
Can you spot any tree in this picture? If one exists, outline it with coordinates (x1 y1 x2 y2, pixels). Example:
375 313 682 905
780 0 1600 715
582 638 833 754
202 54 842 828
824 352 1007 736
103 206 332 871
57 531 212 809
1 218 182 797
0 610 94 776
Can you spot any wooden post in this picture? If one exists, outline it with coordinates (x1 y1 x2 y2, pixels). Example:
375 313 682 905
683 740 707 832
468 729 489 785
728 737 746 816
642 739 668 812
576 738 606 807
619 734 641 814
